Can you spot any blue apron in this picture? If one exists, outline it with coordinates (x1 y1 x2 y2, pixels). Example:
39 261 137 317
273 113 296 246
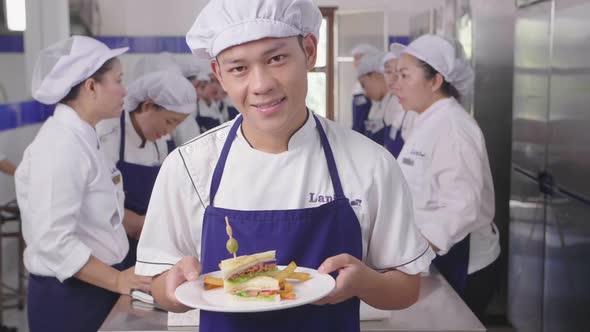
363 119 385 145
352 93 371 134
116 113 169 266
27 261 129 332
383 111 409 158
432 235 470 297
199 114 363 332
196 100 222 132
227 105 239 121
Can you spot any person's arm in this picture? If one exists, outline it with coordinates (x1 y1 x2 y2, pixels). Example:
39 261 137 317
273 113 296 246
151 256 201 312
0 158 16 176
74 256 151 295
316 150 434 309
134 150 204 308
315 254 420 310
415 124 492 254
123 209 145 240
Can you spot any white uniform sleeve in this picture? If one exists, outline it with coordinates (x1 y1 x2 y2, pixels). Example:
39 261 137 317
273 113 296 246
416 125 489 255
365 151 435 275
17 145 93 281
135 150 203 276
0 151 6 161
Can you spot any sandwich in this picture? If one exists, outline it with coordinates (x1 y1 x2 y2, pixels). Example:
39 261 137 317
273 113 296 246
219 250 280 301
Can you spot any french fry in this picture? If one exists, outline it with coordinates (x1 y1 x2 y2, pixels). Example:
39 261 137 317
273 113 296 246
204 283 222 290
280 292 296 300
287 272 311 281
204 275 224 290
283 281 294 293
272 261 298 281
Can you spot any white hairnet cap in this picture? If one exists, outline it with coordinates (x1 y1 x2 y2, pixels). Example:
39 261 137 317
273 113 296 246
124 70 197 115
390 34 474 98
351 43 381 57
175 59 210 81
186 0 322 58
356 52 386 78
31 36 128 104
381 51 399 68
133 53 182 80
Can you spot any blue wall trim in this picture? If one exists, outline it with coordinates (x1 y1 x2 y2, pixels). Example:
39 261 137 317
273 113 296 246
2 35 411 54
0 35 25 53
388 36 411 46
96 36 191 54
0 35 191 54
0 101 55 131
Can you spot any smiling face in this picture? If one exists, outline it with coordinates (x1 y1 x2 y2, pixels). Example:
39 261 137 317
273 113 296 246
212 35 317 138
133 102 188 141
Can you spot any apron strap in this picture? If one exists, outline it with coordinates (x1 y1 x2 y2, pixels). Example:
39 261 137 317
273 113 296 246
209 113 346 205
209 115 242 206
118 112 126 162
312 115 345 199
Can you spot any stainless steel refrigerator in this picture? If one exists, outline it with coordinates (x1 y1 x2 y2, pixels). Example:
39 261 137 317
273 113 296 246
509 0 590 331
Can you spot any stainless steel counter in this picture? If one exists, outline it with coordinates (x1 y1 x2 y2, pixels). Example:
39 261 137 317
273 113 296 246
99 272 485 332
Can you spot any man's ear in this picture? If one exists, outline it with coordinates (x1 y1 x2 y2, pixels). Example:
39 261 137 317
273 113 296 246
302 34 318 71
211 60 226 92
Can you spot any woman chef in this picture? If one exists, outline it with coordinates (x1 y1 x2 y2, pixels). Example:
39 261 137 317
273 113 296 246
392 35 501 319
381 51 416 158
14 36 151 332
97 70 196 263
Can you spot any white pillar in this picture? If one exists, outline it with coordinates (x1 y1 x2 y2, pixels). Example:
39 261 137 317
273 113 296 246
24 0 70 96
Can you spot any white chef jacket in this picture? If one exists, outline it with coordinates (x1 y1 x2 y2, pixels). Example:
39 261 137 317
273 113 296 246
382 93 417 143
398 98 500 274
97 111 169 167
136 110 435 277
197 99 225 124
15 104 129 282
172 109 201 146
364 97 386 135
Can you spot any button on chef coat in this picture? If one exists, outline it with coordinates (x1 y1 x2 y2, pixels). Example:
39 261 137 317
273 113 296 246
398 98 500 274
136 110 434 276
97 111 169 167
15 104 129 282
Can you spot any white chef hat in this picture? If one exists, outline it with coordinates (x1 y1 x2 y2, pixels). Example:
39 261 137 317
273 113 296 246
31 36 128 104
186 0 322 59
124 70 197 115
356 52 386 78
175 59 211 81
133 53 183 81
390 34 474 98
351 43 381 57
381 51 400 68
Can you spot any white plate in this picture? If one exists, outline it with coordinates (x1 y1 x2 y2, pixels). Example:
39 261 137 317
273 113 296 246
174 266 335 313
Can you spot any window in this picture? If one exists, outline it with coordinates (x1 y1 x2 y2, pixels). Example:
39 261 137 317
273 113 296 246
305 8 336 119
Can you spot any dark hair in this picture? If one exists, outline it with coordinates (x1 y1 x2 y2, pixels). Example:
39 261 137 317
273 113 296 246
416 59 461 101
60 57 118 103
